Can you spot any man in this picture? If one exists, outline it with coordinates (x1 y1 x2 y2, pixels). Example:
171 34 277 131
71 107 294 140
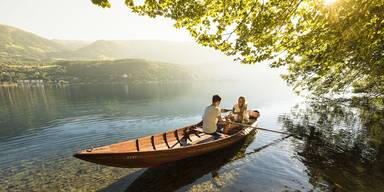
202 95 228 135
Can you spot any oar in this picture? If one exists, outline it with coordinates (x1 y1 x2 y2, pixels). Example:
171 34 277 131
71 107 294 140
226 121 291 135
222 109 232 113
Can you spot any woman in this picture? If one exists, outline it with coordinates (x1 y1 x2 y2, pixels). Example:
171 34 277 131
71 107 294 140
228 96 249 123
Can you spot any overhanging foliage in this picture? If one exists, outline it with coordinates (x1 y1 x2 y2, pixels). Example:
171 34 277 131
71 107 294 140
92 0 384 97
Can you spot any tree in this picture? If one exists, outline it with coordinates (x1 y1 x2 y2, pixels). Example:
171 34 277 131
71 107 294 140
91 0 384 97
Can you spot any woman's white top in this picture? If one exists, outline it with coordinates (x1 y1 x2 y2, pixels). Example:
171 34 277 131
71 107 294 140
233 104 249 120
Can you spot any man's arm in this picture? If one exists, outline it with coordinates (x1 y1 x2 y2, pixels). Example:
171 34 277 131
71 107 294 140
217 107 225 122
218 115 224 122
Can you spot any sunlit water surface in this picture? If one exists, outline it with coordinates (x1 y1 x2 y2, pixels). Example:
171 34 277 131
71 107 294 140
0 82 383 192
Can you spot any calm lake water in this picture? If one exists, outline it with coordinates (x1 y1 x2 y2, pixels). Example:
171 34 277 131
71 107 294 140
0 82 383 192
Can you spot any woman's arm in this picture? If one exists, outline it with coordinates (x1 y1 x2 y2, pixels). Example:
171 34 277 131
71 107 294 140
232 106 241 114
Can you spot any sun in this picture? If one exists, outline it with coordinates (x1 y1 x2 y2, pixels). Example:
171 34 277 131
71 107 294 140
324 0 337 5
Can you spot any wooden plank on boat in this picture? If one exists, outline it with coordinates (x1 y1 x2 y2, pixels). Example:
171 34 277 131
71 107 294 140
163 133 170 149
136 138 140 151
151 136 156 150
174 130 181 144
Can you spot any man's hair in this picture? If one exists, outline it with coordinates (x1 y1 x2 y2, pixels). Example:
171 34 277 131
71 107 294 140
212 95 222 103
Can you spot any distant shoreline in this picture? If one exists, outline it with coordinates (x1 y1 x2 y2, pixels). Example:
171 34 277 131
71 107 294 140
0 79 236 87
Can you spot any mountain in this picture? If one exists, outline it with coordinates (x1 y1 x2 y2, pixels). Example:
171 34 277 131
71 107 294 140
0 23 225 65
50 40 225 65
0 24 65 64
51 39 91 51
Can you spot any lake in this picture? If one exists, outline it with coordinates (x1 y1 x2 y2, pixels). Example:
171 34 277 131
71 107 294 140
0 81 383 192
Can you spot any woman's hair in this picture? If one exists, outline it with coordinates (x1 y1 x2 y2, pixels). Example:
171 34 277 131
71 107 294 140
238 96 247 108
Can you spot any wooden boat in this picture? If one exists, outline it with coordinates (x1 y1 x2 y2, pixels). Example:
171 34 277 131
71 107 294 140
73 110 260 168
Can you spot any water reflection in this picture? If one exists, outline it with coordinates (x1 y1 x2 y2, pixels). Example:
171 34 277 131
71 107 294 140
4 83 383 191
1 82 301 192
100 132 295 192
0 84 191 139
279 98 384 191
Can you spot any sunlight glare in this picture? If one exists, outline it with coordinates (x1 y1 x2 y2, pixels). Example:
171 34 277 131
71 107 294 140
324 0 337 5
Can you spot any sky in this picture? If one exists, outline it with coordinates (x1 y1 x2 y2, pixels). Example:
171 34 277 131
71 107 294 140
0 0 290 89
0 0 193 41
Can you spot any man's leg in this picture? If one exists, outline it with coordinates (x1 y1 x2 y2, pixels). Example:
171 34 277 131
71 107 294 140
216 123 224 132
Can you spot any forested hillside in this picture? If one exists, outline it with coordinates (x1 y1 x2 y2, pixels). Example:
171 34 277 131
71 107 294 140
0 23 225 84
0 24 64 64
0 59 199 83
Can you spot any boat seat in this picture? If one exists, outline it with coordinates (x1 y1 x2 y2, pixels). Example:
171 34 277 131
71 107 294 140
190 132 228 145
193 127 229 136
193 127 225 134
194 127 205 133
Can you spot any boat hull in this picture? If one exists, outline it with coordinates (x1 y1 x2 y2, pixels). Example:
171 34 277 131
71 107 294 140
74 111 259 168
74 128 256 168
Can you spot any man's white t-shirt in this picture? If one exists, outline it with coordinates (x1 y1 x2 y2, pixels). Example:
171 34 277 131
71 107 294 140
202 105 221 133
